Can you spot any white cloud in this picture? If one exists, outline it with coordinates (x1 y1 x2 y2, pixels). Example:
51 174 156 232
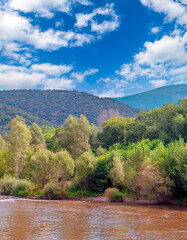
0 63 97 90
116 30 187 88
0 1 119 62
8 0 92 18
98 89 125 98
55 20 64 28
1 42 32 65
42 78 75 90
151 26 162 34
96 77 111 84
0 9 94 53
0 64 45 89
31 63 73 76
96 78 128 98
95 1 187 96
149 80 167 88
140 0 187 25
116 64 138 81
71 68 98 83
75 3 120 34
135 32 187 66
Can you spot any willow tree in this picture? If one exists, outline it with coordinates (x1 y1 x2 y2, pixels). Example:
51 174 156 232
30 123 45 151
108 152 125 188
75 151 98 188
52 150 75 189
28 149 53 186
6 116 31 178
58 115 92 159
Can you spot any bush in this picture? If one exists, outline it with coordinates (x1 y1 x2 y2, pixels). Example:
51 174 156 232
14 180 32 196
35 191 44 198
104 188 123 202
135 162 173 201
43 183 61 200
0 176 17 195
65 184 97 198
112 192 124 202
15 190 30 197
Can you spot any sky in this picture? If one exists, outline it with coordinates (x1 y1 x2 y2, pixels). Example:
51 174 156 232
0 0 187 97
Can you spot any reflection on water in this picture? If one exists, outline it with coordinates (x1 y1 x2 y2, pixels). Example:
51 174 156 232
0 198 186 240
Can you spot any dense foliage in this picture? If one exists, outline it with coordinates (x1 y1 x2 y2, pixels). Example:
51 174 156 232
99 99 187 146
0 99 186 202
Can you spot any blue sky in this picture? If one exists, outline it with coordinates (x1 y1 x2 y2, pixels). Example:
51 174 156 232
0 0 187 97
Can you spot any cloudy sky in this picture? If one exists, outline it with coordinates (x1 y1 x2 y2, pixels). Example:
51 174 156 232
0 0 187 97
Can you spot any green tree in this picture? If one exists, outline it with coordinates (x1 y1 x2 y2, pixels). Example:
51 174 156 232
108 152 125 188
6 116 31 178
52 150 75 189
98 117 134 148
28 149 53 186
0 150 15 178
58 115 92 159
150 139 187 198
124 99 187 144
75 151 98 188
30 123 45 151
42 126 57 150
88 155 113 193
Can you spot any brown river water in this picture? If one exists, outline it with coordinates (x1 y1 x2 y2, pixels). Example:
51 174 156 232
0 197 186 240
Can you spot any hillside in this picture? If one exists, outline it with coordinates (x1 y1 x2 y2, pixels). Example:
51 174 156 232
0 104 53 136
116 84 187 109
0 90 139 128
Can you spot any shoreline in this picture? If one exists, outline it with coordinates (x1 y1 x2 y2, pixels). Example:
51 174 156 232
0 195 186 206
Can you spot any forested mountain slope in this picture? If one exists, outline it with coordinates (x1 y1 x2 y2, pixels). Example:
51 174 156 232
0 90 139 127
116 84 187 109
0 104 52 136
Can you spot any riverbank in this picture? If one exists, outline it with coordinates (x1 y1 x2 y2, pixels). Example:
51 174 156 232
1 195 186 206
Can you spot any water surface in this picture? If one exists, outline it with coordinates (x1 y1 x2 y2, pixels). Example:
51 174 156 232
0 198 186 240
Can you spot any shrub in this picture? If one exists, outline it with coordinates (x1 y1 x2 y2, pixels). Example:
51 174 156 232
65 184 97 198
136 162 173 201
35 191 44 198
104 188 123 202
16 190 30 197
43 183 60 200
0 175 17 195
112 192 124 202
14 180 32 196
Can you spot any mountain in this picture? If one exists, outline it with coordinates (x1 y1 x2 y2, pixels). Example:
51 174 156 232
0 90 139 129
116 84 187 109
0 103 53 136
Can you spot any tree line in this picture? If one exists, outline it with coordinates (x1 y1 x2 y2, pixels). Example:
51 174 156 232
0 99 186 202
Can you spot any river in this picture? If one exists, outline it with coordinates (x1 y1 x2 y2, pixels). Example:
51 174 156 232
0 198 186 240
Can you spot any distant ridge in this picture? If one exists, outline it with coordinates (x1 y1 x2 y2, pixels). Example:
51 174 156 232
0 90 139 129
0 103 52 136
116 84 187 109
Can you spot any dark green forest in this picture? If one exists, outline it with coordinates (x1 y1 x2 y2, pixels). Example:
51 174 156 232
0 104 53 136
0 90 139 130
